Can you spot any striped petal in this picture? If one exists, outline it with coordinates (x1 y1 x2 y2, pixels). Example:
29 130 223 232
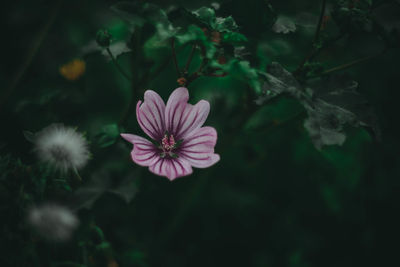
164 87 210 139
120 134 159 167
136 90 166 140
165 87 189 135
149 157 193 181
179 126 220 168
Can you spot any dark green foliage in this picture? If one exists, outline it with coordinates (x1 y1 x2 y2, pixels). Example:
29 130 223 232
1 0 400 266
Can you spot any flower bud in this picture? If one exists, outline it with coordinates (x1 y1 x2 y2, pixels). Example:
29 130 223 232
96 29 112 48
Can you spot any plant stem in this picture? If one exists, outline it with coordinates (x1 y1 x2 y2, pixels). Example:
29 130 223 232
184 44 197 73
106 48 132 81
91 224 106 243
319 49 387 76
294 0 327 75
314 0 327 44
155 174 210 248
73 168 83 182
186 45 208 86
206 72 228 77
118 49 176 127
171 38 180 76
0 0 63 111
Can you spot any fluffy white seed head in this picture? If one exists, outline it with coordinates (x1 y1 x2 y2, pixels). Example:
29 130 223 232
28 204 79 242
34 124 90 172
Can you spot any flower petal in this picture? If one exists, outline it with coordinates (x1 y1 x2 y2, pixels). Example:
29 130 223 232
165 87 189 135
120 134 159 167
136 90 166 140
149 157 193 181
175 100 210 139
164 87 210 139
179 126 220 168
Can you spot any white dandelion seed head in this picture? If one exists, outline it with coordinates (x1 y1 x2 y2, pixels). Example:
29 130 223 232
28 204 79 242
34 124 90 172
272 16 297 34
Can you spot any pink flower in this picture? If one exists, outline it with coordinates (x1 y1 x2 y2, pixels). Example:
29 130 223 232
121 87 220 181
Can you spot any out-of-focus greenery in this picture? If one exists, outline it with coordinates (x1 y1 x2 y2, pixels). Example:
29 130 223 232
1 0 400 266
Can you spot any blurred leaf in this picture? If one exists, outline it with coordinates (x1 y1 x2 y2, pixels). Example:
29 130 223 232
220 59 261 93
255 63 379 149
94 124 120 148
22 131 35 143
192 7 216 27
309 74 381 141
214 16 239 32
272 15 297 34
111 1 165 27
73 171 111 210
222 32 248 45
107 175 138 204
111 1 176 43
331 1 374 33
256 62 309 105
73 169 138 210
303 99 354 149
176 25 217 59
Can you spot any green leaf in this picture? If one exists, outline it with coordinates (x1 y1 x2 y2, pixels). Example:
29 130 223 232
111 1 176 42
304 74 380 149
256 62 309 105
176 25 217 59
214 16 239 32
222 32 248 45
219 59 261 93
192 7 216 27
255 63 379 149
94 124 120 148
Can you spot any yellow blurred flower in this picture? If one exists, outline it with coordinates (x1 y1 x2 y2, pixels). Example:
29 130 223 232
59 59 86 81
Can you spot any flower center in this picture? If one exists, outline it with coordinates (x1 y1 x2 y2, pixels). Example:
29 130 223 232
159 132 183 158
161 134 176 152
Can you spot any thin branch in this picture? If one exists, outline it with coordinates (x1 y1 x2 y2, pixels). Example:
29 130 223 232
320 50 386 76
293 0 328 76
184 44 197 73
314 0 327 43
206 72 228 77
73 167 83 182
171 38 180 76
106 48 132 81
186 45 208 86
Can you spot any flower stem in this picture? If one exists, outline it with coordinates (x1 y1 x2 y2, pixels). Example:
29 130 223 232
0 0 63 112
73 168 83 182
155 173 210 248
106 47 132 81
171 38 181 76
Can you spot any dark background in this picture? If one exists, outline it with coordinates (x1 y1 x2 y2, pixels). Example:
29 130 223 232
1 0 400 266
